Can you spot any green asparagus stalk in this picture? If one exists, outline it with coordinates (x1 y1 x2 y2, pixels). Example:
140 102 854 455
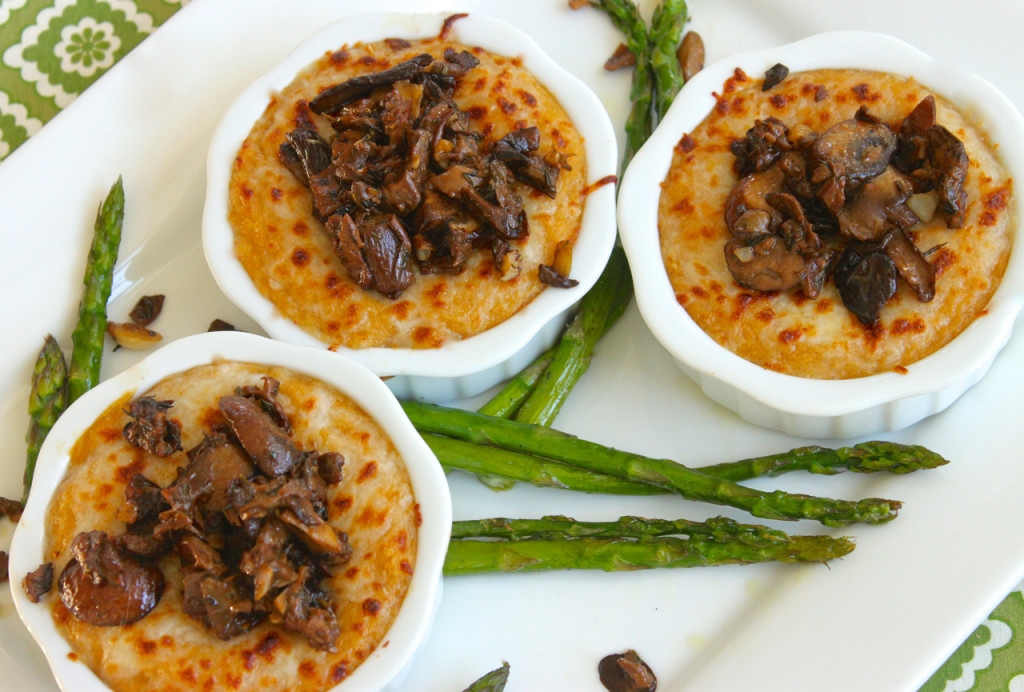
67 176 125 404
428 432 663 495
700 441 949 482
443 533 854 575
434 431 946 495
451 514 794 546
488 0 678 430
403 402 900 527
24 335 68 502
513 247 631 425
649 0 689 120
584 0 655 167
477 348 555 419
478 264 632 422
461 662 510 692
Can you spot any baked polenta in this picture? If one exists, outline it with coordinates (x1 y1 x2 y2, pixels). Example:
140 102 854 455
42 361 417 691
229 34 587 349
659 68 1014 379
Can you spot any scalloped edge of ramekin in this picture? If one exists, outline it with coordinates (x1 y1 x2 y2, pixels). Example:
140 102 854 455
8 331 451 692
202 11 617 402
618 30 1024 438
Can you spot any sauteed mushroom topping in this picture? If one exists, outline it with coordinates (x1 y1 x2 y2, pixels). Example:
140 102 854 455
722 96 970 324
28 376 352 652
280 50 570 298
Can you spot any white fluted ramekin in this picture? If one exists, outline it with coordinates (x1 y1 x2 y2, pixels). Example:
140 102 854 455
202 11 617 402
618 31 1024 438
9 331 451 691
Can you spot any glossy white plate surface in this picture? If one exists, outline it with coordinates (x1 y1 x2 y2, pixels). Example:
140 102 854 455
2 1 1023 691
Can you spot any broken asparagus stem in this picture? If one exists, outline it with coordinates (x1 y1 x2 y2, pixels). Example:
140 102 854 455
24 335 68 503
461 661 511 692
513 247 631 425
67 176 124 404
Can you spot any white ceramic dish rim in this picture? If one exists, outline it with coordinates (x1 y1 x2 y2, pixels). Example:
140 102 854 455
202 10 618 379
618 30 1024 419
7 331 452 692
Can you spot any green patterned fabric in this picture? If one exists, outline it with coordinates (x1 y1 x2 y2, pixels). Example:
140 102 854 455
0 0 181 159
0 1 1021 689
920 585 1024 691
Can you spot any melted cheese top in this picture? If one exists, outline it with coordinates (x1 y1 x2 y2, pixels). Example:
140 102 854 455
229 36 587 349
45 361 418 691
658 68 1014 379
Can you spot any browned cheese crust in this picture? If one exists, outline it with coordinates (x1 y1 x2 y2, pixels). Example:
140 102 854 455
658 68 1014 378
45 362 418 691
229 37 587 349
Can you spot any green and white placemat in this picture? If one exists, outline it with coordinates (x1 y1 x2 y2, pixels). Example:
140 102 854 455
1 1 1023 690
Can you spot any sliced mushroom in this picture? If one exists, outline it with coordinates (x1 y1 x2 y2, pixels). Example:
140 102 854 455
308 53 433 115
724 235 805 293
58 531 165 627
724 166 785 239
278 128 332 187
883 227 936 302
834 242 898 325
380 128 431 214
730 118 792 176
800 251 833 300
766 191 818 253
491 127 562 197
892 95 936 177
926 124 969 228
278 508 351 561
837 167 916 241
325 212 414 299
219 396 302 478
810 117 896 185
122 396 182 459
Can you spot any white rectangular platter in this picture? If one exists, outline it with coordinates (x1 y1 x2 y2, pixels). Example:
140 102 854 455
2 1 1023 690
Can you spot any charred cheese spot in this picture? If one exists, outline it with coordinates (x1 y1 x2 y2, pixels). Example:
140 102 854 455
330 663 349 683
357 461 378 483
114 459 145 483
291 249 310 267
676 133 697 154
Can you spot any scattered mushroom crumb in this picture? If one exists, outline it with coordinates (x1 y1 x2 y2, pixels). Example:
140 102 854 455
208 319 238 332
762 62 790 91
129 294 165 327
677 31 705 83
598 649 657 692
604 43 636 71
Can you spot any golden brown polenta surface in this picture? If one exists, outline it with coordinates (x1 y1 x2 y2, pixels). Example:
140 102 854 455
45 362 417 691
229 36 587 349
658 68 1014 379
